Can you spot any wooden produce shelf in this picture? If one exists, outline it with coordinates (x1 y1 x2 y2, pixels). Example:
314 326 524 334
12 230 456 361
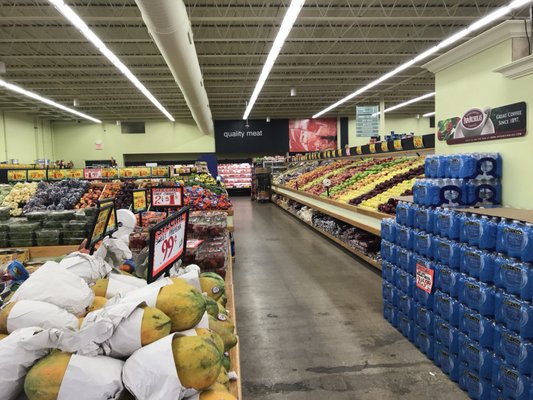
274 202 381 270
225 246 242 399
21 245 79 258
272 184 382 237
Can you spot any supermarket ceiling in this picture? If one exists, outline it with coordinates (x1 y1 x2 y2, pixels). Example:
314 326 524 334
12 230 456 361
0 1 529 122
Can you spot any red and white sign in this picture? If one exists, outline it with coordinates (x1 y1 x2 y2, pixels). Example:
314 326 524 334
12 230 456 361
151 212 187 278
416 263 435 294
84 168 103 180
151 187 183 207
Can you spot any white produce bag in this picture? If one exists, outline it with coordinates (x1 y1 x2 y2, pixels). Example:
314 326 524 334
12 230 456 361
104 273 146 299
171 264 201 291
0 327 50 400
107 277 173 307
123 332 199 400
59 252 112 283
5 300 78 333
10 262 94 316
94 237 133 268
57 354 124 400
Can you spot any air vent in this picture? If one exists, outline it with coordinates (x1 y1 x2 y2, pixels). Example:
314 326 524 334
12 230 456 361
121 122 145 134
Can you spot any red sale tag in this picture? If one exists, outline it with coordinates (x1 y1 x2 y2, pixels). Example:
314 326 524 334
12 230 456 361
416 263 434 294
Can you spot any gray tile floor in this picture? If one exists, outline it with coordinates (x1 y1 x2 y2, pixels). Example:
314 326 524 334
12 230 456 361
231 198 468 399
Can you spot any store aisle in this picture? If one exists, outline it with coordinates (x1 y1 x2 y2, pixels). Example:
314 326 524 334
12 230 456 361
232 198 467 400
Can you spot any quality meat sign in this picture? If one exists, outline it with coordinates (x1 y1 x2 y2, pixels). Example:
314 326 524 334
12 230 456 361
148 208 189 283
214 119 289 153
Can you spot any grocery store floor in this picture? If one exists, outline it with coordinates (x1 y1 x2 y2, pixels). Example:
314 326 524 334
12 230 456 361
232 197 467 400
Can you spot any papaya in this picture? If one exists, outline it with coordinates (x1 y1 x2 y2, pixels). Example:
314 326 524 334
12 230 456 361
208 316 237 351
156 279 206 332
217 302 227 316
218 294 228 307
214 314 234 333
87 296 107 313
171 336 222 391
195 327 224 355
24 351 71 400
200 390 237 400
216 368 230 389
0 302 16 334
205 296 219 318
78 317 84 329
207 382 229 392
140 306 172 346
90 278 109 297
0 333 7 340
222 352 231 371
200 274 225 301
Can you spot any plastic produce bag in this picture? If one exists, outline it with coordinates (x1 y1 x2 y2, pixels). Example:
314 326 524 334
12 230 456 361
59 252 112 283
104 273 147 299
107 278 173 307
0 327 50 400
1 300 78 333
94 237 132 268
10 261 94 316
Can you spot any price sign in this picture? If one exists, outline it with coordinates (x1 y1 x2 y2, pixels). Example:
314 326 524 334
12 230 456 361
151 167 170 178
151 187 183 208
102 168 119 179
84 168 103 180
322 178 332 188
380 142 389 152
416 262 435 294
132 189 148 213
147 207 189 283
27 170 46 181
86 203 114 250
394 139 403 151
413 136 425 149
369 143 376 153
356 147 363 155
66 169 84 179
7 170 27 182
48 169 67 180
97 198 118 235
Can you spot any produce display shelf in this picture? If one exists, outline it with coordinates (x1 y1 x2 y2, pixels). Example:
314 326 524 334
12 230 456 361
274 202 381 271
225 246 242 399
17 245 79 258
272 184 382 237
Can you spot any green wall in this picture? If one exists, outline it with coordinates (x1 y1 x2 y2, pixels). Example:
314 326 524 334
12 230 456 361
52 120 215 167
0 112 54 164
348 115 432 147
434 39 533 208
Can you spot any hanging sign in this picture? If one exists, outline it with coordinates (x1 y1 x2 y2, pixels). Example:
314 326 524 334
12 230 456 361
416 262 435 294
86 203 114 250
439 102 527 144
84 168 103 180
356 105 380 137
394 139 403 151
147 207 189 283
27 170 46 181
7 170 27 182
369 143 376 153
380 142 389 152
151 187 183 208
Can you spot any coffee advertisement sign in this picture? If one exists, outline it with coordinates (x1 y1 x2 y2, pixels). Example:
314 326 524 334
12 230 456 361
438 102 527 145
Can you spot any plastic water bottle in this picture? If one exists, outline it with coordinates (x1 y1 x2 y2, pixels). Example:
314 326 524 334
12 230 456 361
494 325 533 375
414 304 434 334
415 206 434 233
448 155 463 179
492 359 533 400
434 316 460 353
434 342 460 382
495 291 533 338
396 226 413 250
382 282 398 306
477 152 503 180
381 261 396 284
459 277 496 317
425 155 437 178
413 180 427 206
398 312 415 342
468 180 502 206
381 218 397 243
460 247 495 284
381 240 397 263
435 264 463 297
435 291 461 327
460 365 492 400
459 304 495 350
383 302 398 327
458 333 495 379
436 209 460 239
396 269 416 297
398 292 415 319
396 201 415 227
413 229 433 258
396 248 414 275
499 220 533 262
414 327 435 360
433 238 462 270
494 255 533 301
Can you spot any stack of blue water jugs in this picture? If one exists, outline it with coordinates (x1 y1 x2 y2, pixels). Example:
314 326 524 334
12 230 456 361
382 154 533 400
413 153 502 207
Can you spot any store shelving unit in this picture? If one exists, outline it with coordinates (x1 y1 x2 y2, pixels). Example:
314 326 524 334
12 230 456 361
225 247 242 399
218 163 252 190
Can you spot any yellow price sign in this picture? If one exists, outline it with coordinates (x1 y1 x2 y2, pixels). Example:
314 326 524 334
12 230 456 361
413 136 424 149
394 139 403 151
88 205 113 248
27 170 46 181
356 147 363 155
8 170 27 182
381 142 389 152
48 169 67 180
151 167 169 177
132 189 148 213
66 169 84 179
369 143 376 153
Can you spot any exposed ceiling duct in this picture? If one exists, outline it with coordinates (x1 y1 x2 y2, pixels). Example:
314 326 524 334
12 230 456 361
135 0 214 135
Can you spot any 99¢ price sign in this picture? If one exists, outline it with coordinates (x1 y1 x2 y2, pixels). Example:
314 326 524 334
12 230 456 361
151 187 183 208
147 207 189 283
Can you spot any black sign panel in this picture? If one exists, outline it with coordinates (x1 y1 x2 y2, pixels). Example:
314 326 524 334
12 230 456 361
215 119 289 153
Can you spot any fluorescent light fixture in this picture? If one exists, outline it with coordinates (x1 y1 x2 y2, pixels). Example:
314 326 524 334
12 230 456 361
243 0 306 120
372 92 435 116
0 78 101 123
48 0 175 122
423 112 436 117
313 0 533 118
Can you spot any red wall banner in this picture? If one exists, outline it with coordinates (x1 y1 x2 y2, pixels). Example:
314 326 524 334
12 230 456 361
289 118 337 152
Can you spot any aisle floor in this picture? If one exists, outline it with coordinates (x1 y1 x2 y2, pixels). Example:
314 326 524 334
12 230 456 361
232 198 467 400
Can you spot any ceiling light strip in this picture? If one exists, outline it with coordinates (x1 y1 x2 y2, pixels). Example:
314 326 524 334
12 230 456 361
423 112 436 117
372 92 435 116
0 78 101 123
48 0 175 122
243 0 306 120
313 0 533 118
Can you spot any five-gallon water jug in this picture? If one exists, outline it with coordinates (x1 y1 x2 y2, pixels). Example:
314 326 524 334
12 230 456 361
435 290 461 327
382 282 398 306
436 209 460 239
433 237 462 270
413 229 434 258
398 292 415 319
383 301 398 327
414 328 435 360
381 240 397 263
414 304 435 334
381 218 397 243
492 359 533 400
495 292 533 339
396 225 414 250
494 255 533 301
398 312 415 342
434 342 460 382
459 277 496 317
459 334 495 379
494 325 533 376
381 261 396 284
396 247 414 274
459 304 495 350
434 316 460 353
435 264 463 298
461 247 496 284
